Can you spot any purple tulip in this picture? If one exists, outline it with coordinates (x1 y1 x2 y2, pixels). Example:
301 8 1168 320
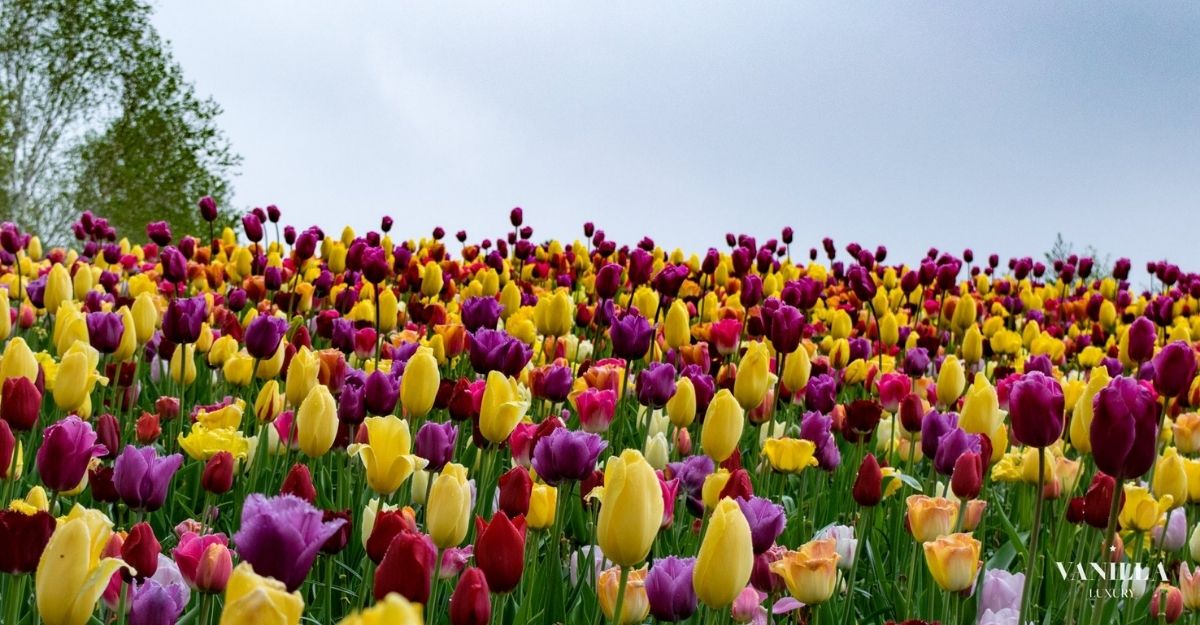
145 221 172 247
86 311 125 354
800 411 840 471
244 315 288 359
361 246 390 284
653 265 690 299
1127 317 1157 363
1092 376 1159 479
847 264 877 302
595 263 623 300
198 196 218 222
903 347 931 377
242 213 264 243
609 311 654 361
636 362 677 408
531 428 607 486
363 370 400 416
1153 341 1196 398
768 304 804 354
920 411 958 460
162 296 206 344
414 421 458 472
1008 372 1065 448
679 365 715 415
667 455 715 497
933 428 981 476
467 329 532 377
646 556 698 621
338 379 366 426
804 374 837 414
36 416 107 492
233 494 347 591
532 364 573 403
113 445 184 511
978 569 1024 614
129 578 187 625
461 296 503 332
737 496 786 554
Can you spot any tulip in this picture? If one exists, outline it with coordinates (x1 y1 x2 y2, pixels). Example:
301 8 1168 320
1150 584 1184 623
112 445 184 511
666 377 697 428
475 511 527 593
497 466 533 517
770 538 840 605
645 556 698 621
400 347 439 417
1152 447 1189 505
35 514 128 625
733 342 771 410
527 482 558 530
232 494 347 591
906 495 958 543
598 566 651 625
122 522 161 579
53 348 100 413
691 497 753 609
853 453 883 506
780 345 811 394
951 451 983 500
37 415 107 492
1 375 41 431
577 388 618 433
532 427 607 486
1007 371 1064 448
1154 341 1197 398
296 384 337 457
0 509 56 573
610 311 654 361
1128 316 1157 363
449 567 491 625
374 530 436 602
1120 485 1171 532
1180 563 1200 611
923 532 981 592
597 449 665 568
479 370 530 444
701 389 745 462
936 355 966 407
636 362 677 408
356 415 426 495
1092 376 1158 479
414 420 458 472
763 437 818 474
218 563 304 625
173 532 233 593
162 296 206 345
427 463 472 548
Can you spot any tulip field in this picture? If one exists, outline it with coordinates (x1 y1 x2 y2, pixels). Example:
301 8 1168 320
3 204 1200 625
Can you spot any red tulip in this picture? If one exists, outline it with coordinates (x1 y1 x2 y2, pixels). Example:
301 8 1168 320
202 451 235 495
719 468 754 501
122 522 160 579
1083 472 1123 529
852 454 882 507
0 376 41 431
135 412 161 444
374 531 436 602
497 466 532 518
450 567 491 625
0 510 56 573
475 512 526 593
0 420 13 479
280 463 317 503
367 509 418 564
950 451 983 500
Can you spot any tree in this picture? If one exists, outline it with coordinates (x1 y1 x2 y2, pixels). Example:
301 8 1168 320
0 0 236 244
69 31 239 239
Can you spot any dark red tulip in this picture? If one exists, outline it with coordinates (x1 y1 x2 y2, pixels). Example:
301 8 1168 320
852 454 882 507
1066 497 1086 524
1008 372 1064 448
374 531 435 602
497 466 532 518
320 509 352 554
475 512 526 593
450 567 491 625
844 400 883 443
122 522 160 579
366 509 418 564
0 376 41 431
0 510 56 573
1092 376 1158 480
950 451 983 500
280 463 317 503
898 393 925 434
1083 472 1123 529
0 420 13 479
202 451 235 495
719 468 754 501
1153 341 1196 398
1127 317 1157 363
95 413 120 459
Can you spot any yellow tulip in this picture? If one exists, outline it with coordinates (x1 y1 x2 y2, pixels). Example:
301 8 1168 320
951 294 977 334
936 356 965 407
377 289 398 333
597 449 664 567
693 497 753 608
400 347 439 417
357 415 426 496
499 281 521 319
1184 459 1200 504
1120 485 1172 532
479 371 530 444
702 470 731 510
0 295 9 341
1070 367 1111 454
208 335 239 367
1 336 39 384
255 380 285 422
666 377 697 428
733 342 771 410
170 343 198 386
296 385 338 457
906 495 959 543
701 389 744 462
534 289 573 337
111 307 138 362
178 424 253 461
421 261 443 298
44 263 72 314
1153 447 1189 507
830 309 851 340
763 438 819 474
132 292 158 343
770 538 840 605
53 349 98 412
780 346 811 394
426 462 471 548
959 373 1000 436
597 566 650 625
923 532 982 592
335 592 423 625
35 514 128 625
224 352 255 386
664 299 690 349
219 563 304 625
285 347 320 408
962 325 983 364
257 341 286 379
197 400 246 430
1173 413 1200 455
879 312 899 348
528 482 559 530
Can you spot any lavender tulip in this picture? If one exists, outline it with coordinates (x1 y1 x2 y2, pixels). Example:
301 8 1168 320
414 421 458 472
932 428 981 476
636 362 677 408
113 445 184 511
531 428 607 486
645 556 698 621
233 494 347 591
738 497 786 554
920 410 958 460
461 296 503 332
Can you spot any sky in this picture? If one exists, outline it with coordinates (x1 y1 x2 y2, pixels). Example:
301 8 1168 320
152 3 1200 269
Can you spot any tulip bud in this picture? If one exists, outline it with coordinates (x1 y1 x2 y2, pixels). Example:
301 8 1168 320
0 376 41 431
280 463 317 503
202 451 235 494
134 412 161 444
951 451 983 500
450 567 491 625
852 454 883 507
497 466 533 518
122 522 160 579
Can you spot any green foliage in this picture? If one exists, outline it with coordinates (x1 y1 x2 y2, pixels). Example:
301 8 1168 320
0 0 237 244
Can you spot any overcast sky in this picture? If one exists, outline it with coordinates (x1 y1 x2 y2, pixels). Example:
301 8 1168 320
152 3 1200 269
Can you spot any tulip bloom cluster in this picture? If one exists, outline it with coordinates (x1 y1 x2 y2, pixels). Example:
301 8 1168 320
3 208 1200 625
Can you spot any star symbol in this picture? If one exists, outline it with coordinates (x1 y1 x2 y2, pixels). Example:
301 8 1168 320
1110 545 1117 552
